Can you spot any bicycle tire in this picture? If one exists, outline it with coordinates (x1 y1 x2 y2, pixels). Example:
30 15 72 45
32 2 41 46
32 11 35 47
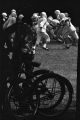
34 72 66 117
32 70 66 109
59 75 73 114
35 72 73 118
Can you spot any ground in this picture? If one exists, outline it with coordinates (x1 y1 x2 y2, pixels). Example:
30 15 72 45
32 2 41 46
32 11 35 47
34 43 77 120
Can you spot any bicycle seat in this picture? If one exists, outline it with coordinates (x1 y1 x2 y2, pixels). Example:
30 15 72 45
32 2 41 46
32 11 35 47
32 61 41 67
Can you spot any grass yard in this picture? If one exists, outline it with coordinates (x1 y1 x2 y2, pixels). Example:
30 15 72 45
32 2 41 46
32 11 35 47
34 43 78 110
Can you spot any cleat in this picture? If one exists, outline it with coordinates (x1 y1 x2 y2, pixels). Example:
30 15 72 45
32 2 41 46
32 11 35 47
42 47 49 50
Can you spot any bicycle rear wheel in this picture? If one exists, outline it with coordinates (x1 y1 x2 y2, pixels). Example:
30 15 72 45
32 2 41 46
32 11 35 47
35 72 73 118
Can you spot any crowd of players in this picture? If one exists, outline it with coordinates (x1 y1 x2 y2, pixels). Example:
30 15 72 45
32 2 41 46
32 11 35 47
0 9 79 51
31 10 79 49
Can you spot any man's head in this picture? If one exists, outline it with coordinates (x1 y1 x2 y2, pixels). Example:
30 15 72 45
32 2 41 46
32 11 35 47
64 12 69 17
59 13 65 19
40 12 47 18
2 12 7 19
32 13 39 19
54 10 60 16
10 9 17 18
18 14 24 20
11 9 16 13
48 16 53 21
31 13 40 23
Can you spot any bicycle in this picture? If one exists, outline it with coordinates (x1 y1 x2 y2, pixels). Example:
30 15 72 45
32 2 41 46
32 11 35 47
3 59 73 120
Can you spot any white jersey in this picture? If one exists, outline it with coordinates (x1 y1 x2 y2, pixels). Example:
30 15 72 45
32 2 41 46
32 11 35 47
38 17 49 32
57 14 61 20
61 16 76 32
61 17 76 32
3 16 16 29
35 16 50 45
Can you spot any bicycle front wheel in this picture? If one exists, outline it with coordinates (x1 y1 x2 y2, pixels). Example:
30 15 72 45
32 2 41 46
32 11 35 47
35 72 65 118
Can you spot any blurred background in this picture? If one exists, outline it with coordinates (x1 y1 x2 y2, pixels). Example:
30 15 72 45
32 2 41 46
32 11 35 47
0 0 79 26
0 0 79 120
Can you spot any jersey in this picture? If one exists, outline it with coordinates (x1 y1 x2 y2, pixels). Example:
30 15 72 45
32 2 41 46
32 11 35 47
49 19 60 27
38 17 49 33
3 16 16 29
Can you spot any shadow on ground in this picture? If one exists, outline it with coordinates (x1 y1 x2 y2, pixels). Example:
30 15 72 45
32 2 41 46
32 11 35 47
0 110 76 120
36 110 76 120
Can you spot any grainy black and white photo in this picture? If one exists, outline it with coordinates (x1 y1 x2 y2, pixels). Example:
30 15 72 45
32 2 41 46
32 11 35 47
0 0 79 120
